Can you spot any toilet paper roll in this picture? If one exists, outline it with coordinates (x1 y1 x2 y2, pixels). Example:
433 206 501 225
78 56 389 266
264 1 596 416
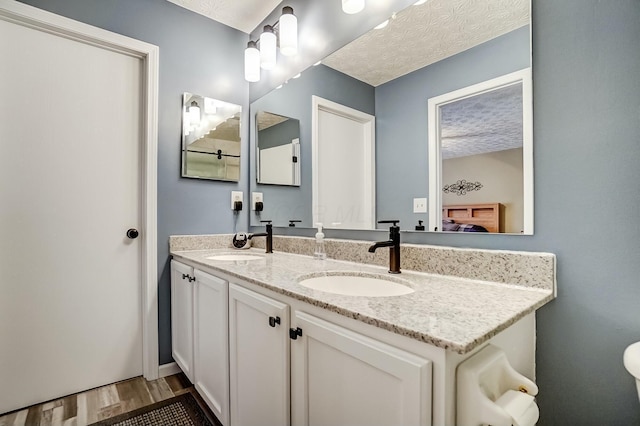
494 389 539 426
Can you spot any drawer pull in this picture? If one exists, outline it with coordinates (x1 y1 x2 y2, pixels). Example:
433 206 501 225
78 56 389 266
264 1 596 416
269 316 281 327
289 327 302 340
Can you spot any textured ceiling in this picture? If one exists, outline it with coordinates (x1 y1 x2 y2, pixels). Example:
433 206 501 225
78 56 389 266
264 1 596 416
441 83 523 159
165 0 281 33
256 111 290 131
323 0 529 86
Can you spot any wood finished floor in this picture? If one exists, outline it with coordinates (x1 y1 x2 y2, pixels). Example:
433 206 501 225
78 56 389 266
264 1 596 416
0 373 209 426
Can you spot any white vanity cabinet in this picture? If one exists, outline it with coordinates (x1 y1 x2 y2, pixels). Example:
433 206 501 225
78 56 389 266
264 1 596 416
170 257 535 426
228 283 290 426
171 260 230 425
291 311 432 426
193 270 229 426
170 260 195 382
226 281 432 426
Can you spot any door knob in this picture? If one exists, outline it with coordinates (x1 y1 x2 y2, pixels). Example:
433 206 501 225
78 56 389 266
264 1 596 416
126 228 139 239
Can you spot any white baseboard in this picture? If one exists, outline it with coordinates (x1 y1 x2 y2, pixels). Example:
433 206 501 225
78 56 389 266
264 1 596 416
159 362 182 378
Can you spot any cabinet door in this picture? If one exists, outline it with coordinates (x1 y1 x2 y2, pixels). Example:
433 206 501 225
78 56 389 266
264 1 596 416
194 270 229 425
291 311 432 426
229 283 290 426
170 260 194 382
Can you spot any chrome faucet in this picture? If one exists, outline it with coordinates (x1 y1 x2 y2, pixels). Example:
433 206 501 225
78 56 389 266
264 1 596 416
368 220 401 274
249 220 273 253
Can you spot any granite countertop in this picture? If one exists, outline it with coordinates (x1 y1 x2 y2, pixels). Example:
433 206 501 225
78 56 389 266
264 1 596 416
170 248 554 354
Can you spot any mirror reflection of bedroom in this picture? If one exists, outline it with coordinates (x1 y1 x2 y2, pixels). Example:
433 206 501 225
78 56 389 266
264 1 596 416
441 82 524 234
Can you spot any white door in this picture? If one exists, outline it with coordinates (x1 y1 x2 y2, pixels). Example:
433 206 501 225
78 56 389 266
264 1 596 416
194 270 229 426
0 14 145 414
291 311 432 426
312 96 375 230
229 283 290 426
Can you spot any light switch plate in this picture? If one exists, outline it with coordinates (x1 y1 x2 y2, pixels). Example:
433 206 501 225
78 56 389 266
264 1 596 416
231 191 243 210
413 197 427 213
252 192 263 210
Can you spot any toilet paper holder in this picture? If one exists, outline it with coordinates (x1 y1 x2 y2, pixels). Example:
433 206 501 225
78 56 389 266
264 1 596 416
457 344 539 426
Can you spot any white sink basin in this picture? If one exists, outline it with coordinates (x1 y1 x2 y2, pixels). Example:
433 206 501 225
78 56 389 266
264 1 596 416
298 273 414 297
205 254 264 261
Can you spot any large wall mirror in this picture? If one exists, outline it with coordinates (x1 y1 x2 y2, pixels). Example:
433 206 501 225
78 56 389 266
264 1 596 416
256 111 301 186
182 93 242 181
249 0 531 234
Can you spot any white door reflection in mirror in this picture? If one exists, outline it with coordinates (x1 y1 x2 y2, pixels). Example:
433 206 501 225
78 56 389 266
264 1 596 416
256 111 301 186
312 96 375 230
428 69 533 234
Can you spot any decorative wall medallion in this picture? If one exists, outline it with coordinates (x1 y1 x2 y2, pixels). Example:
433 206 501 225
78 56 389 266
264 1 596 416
443 179 483 196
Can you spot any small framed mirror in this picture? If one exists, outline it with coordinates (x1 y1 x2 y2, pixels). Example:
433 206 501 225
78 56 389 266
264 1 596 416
181 92 242 181
256 111 301 186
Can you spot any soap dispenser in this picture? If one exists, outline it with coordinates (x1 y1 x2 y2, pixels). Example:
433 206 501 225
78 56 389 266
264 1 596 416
314 223 326 260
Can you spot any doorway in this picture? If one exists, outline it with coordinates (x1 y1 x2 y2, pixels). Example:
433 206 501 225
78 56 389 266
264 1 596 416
312 96 375 230
0 2 159 414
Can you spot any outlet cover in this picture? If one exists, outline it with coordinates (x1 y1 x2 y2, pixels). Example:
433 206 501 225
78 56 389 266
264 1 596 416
413 197 427 213
231 191 243 210
252 192 263 211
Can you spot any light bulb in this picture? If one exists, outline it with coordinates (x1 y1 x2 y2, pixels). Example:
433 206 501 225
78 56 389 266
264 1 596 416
188 101 200 125
342 0 365 14
279 7 298 56
260 25 277 70
244 41 260 82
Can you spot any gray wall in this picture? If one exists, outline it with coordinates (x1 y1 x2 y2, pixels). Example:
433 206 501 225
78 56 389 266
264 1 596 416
17 0 250 365
249 64 375 228
375 25 530 230
257 118 300 150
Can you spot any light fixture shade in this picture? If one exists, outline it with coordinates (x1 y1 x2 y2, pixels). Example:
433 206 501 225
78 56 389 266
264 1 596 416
244 41 260 82
188 101 201 125
279 7 298 56
342 0 365 14
260 25 277 70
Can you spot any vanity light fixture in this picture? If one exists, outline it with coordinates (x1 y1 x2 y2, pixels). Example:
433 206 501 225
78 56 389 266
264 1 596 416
342 0 365 14
244 6 298 82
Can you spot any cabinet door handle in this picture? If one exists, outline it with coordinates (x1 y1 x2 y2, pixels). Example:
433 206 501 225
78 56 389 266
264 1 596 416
182 273 189 280
188 276 196 283
289 327 302 340
268 316 281 327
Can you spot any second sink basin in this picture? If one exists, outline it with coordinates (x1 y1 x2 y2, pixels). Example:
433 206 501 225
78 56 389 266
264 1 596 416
206 253 264 261
298 272 414 297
